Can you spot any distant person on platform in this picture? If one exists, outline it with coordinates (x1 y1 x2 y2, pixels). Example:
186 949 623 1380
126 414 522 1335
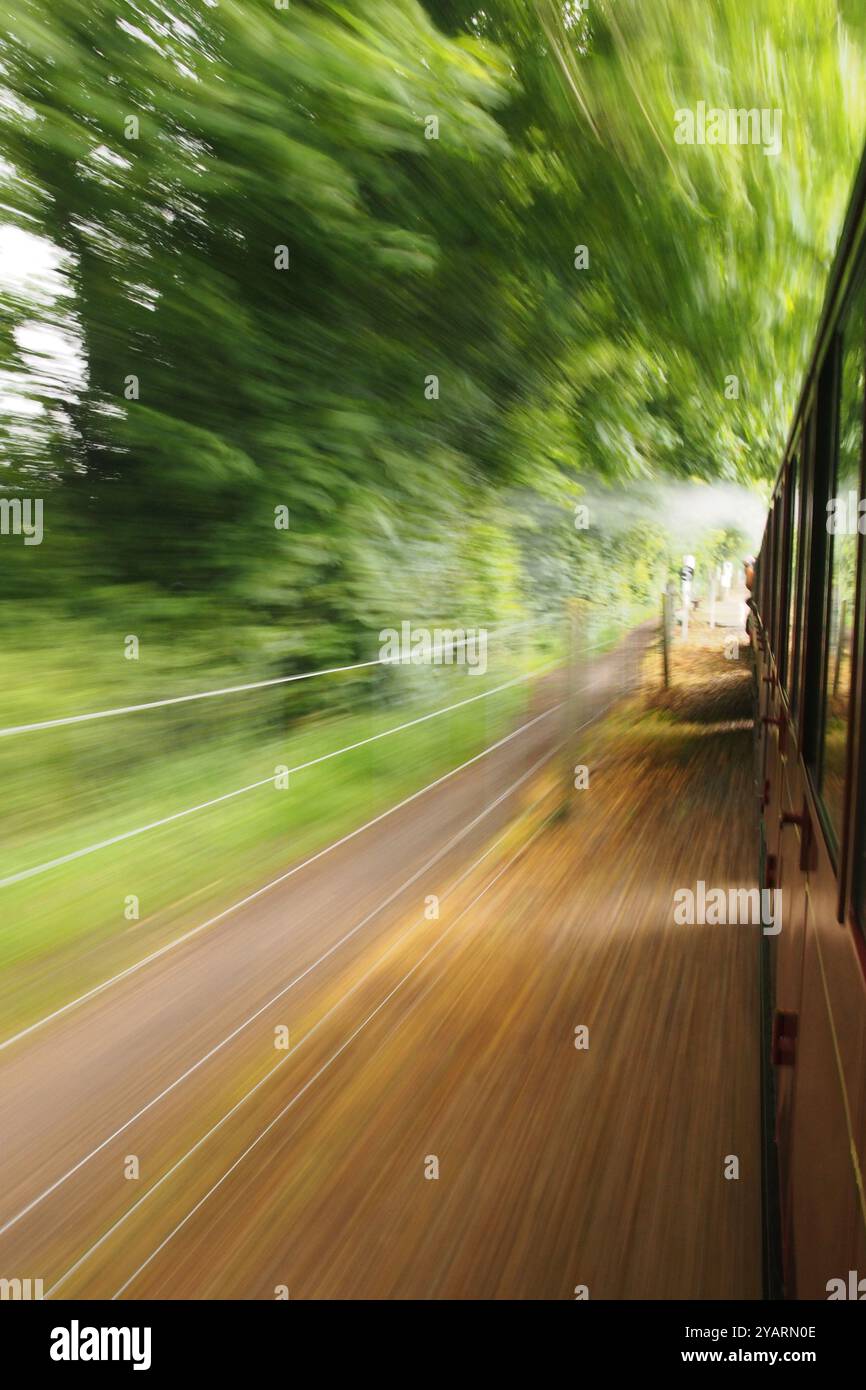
743 556 756 635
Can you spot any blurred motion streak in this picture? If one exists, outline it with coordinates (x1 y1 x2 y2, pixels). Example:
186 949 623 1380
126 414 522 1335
1 0 864 1301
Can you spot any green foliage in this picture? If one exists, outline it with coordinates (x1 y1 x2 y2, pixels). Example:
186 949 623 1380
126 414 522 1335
0 0 864 666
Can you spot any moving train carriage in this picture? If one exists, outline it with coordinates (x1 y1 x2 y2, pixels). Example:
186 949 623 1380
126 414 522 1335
752 144 866 1300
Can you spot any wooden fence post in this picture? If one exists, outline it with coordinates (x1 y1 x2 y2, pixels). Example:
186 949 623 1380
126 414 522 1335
563 599 589 801
833 598 848 695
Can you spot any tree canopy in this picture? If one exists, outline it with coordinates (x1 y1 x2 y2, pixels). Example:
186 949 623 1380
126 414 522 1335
1 0 864 658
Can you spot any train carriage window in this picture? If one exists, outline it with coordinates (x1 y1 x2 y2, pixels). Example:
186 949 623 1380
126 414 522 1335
776 450 799 690
817 272 866 853
791 409 816 722
772 489 785 661
766 507 775 631
767 501 777 653
758 519 769 625
786 442 802 711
